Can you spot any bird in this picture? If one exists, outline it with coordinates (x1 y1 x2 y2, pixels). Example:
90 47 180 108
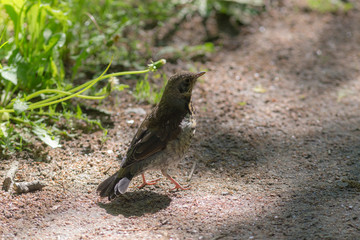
97 71 205 200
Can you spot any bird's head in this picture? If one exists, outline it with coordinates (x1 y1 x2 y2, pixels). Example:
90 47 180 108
161 71 205 102
157 71 205 119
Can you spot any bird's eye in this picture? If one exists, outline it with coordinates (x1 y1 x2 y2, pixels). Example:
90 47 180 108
179 79 190 93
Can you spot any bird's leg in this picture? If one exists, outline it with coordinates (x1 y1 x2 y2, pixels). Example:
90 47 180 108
161 169 191 191
137 173 160 189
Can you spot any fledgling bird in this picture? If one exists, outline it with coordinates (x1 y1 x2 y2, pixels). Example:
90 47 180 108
97 71 205 200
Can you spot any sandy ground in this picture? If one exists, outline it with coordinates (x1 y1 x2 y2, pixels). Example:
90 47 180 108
1 1 360 239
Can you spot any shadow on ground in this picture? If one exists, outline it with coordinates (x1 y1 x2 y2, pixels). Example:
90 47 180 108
203 117 360 238
195 128 259 173
184 6 360 237
98 190 171 217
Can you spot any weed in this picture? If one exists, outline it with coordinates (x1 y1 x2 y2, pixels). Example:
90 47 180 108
307 0 353 13
2 0 69 92
133 72 167 105
195 0 264 23
157 42 215 61
0 58 166 155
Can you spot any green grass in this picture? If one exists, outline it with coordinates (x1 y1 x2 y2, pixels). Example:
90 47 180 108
0 50 166 154
2 0 69 92
307 0 353 13
133 73 167 105
0 0 171 155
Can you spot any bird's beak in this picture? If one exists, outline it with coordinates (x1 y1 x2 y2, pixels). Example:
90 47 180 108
195 71 206 79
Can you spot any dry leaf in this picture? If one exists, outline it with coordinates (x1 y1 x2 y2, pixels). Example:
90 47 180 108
253 85 267 93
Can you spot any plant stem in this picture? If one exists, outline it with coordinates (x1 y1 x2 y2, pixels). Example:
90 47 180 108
25 89 109 101
10 117 31 126
27 59 113 108
28 69 150 110
0 59 166 113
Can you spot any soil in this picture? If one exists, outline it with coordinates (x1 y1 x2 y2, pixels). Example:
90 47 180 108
1 1 360 239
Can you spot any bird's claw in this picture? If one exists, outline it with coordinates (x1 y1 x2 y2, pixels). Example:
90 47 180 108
137 178 160 189
169 184 191 191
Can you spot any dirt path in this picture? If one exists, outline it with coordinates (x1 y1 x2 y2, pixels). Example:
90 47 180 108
1 1 360 239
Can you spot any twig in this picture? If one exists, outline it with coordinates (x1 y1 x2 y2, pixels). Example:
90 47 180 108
14 181 47 194
85 12 103 36
2 160 19 192
187 161 197 181
103 166 112 175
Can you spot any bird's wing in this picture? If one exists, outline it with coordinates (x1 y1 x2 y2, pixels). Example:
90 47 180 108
121 117 178 168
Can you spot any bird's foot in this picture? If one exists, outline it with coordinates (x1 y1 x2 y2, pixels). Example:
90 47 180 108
169 183 191 191
137 179 160 189
161 170 191 191
137 173 160 189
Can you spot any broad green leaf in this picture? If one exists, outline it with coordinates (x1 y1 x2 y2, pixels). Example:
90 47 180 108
4 5 19 31
0 112 10 122
198 0 208 17
0 66 18 84
0 122 8 137
44 33 61 53
42 4 70 27
33 126 61 148
0 40 8 68
189 42 214 53
76 104 82 118
50 58 58 77
56 33 66 48
26 3 41 41
307 0 353 13
2 0 24 10
13 99 29 114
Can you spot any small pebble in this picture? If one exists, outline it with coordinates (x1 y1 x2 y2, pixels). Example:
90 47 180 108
335 180 348 188
125 108 146 115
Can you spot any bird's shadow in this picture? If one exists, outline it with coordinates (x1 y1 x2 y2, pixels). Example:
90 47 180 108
97 190 172 217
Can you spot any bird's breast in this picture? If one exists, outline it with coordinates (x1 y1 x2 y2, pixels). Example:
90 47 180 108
168 113 196 159
152 114 196 170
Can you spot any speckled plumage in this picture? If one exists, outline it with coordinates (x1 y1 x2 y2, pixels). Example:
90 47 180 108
97 72 205 200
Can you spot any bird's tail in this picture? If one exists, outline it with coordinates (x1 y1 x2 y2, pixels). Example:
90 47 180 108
97 170 133 200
